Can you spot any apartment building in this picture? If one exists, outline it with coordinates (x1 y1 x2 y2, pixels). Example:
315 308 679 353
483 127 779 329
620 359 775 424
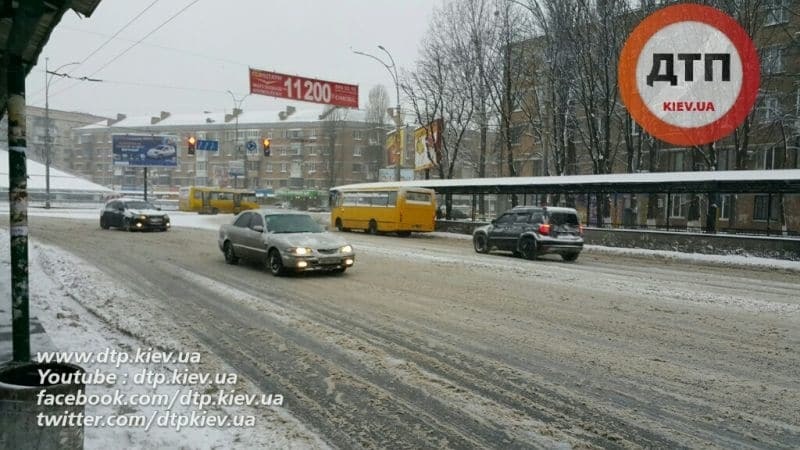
71 106 394 192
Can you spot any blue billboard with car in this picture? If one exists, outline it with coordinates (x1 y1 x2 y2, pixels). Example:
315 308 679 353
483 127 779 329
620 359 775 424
112 134 178 167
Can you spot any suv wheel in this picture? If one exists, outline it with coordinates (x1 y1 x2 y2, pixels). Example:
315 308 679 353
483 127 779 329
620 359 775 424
100 216 109 230
562 253 579 262
473 233 489 253
519 237 538 260
268 249 285 276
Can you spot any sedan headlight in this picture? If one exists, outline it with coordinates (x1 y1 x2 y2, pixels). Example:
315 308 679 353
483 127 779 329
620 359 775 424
340 245 353 253
290 247 313 256
139 215 147 220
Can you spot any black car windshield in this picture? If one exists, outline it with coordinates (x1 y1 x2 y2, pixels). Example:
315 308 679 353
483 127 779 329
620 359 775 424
126 201 155 210
266 214 324 233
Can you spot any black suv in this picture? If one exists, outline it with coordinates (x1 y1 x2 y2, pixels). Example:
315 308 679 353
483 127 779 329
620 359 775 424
100 198 171 231
472 207 583 261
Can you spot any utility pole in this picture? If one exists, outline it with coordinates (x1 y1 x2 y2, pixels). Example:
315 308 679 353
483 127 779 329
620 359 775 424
227 90 249 188
353 45 403 181
44 58 79 208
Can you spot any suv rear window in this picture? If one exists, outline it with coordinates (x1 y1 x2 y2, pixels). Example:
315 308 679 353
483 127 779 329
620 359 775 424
549 212 579 226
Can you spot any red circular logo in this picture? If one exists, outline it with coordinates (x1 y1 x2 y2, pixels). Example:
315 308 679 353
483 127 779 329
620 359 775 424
618 4 760 146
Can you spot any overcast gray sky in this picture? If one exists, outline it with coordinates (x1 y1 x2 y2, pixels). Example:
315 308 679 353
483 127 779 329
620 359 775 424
25 0 436 119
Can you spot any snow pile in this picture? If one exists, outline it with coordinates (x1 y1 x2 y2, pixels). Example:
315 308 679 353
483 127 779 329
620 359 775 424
0 230 327 449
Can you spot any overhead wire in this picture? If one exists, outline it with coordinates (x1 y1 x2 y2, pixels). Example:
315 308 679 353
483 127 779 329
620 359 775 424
43 0 202 103
28 0 162 101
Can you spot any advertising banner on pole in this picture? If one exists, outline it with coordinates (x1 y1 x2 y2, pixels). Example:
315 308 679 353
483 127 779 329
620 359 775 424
249 68 359 108
414 119 442 171
112 135 178 167
385 128 405 166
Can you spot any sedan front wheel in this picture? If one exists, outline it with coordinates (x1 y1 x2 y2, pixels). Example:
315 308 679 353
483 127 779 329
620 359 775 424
268 249 285 276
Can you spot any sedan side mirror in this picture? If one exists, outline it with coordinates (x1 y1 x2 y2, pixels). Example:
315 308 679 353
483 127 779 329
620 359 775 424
251 225 264 233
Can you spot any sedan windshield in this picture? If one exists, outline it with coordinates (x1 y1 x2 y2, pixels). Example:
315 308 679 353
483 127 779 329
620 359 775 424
126 201 156 210
266 214 324 233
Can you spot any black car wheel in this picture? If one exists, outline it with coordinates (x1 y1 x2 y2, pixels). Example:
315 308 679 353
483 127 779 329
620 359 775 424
123 218 134 232
519 237 538 260
562 252 580 262
223 241 239 265
268 249 285 276
100 216 109 230
473 233 489 253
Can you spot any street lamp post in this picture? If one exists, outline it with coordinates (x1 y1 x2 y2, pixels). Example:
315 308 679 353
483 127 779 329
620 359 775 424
353 45 403 181
227 90 250 188
44 58 79 209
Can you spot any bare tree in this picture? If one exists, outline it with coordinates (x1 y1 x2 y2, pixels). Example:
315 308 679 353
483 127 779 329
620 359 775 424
320 106 349 188
365 84 390 178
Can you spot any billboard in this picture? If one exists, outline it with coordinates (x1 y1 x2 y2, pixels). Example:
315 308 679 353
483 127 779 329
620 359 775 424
249 68 359 108
385 128 405 166
112 135 178 167
414 119 443 171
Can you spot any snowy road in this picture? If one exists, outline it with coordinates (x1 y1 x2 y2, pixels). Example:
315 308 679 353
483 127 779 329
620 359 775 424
28 216 800 449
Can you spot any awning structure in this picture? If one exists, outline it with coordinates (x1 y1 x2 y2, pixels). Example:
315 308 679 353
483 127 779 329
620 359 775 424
1 0 102 120
333 169 800 195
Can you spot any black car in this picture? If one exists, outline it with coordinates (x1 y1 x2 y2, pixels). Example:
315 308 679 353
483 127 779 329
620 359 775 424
100 198 171 231
472 206 583 261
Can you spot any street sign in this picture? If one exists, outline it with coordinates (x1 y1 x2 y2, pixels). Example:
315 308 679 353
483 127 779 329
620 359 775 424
196 139 219 151
245 140 257 154
249 68 359 108
618 4 759 146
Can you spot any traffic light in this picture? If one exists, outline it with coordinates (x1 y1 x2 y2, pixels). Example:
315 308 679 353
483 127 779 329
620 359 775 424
262 137 271 157
187 136 197 155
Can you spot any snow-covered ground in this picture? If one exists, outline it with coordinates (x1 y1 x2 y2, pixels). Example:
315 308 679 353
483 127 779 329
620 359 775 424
0 229 328 449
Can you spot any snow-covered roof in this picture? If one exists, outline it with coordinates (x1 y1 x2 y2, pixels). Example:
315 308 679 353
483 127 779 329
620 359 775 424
0 150 112 192
75 108 368 131
333 169 800 195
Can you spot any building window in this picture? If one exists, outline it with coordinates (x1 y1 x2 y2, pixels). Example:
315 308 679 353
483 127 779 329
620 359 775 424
352 163 362 173
353 130 363 140
291 143 302 156
764 0 789 25
758 95 781 124
669 151 685 172
353 146 362 157
280 163 288 172
280 147 287 156
308 145 317 156
718 194 731 220
669 194 685 218
761 46 784 74
307 162 316 173
753 195 780 221
289 129 302 139
265 163 273 172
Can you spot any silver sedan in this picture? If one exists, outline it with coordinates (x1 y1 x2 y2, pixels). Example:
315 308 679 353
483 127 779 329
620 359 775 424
218 209 355 276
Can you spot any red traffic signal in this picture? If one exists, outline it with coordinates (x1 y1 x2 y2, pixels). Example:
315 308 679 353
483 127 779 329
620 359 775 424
262 138 271 157
187 136 197 155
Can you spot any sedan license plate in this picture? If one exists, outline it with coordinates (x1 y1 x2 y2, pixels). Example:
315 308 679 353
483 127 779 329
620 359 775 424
319 257 339 265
